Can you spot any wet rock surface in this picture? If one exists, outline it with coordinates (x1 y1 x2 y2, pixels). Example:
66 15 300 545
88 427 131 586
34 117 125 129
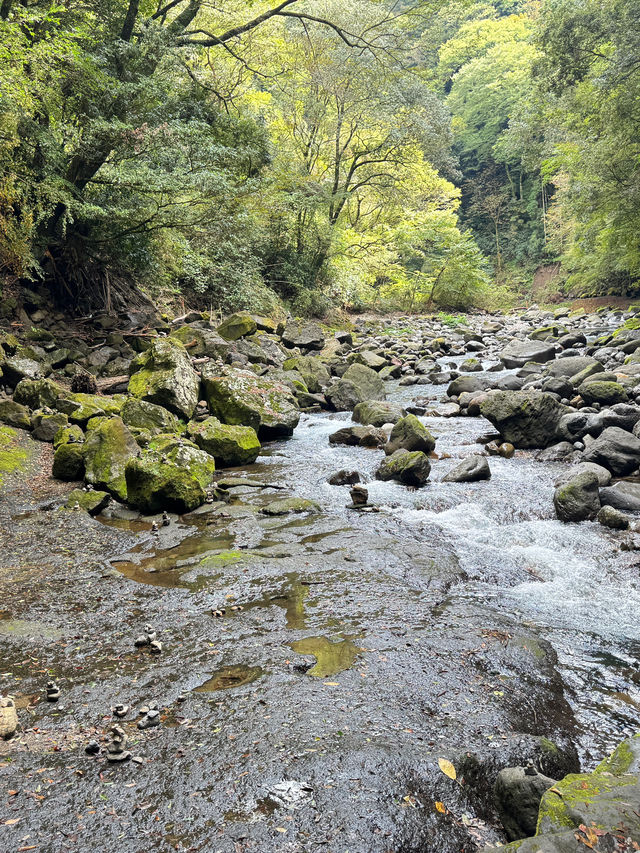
2 305 640 852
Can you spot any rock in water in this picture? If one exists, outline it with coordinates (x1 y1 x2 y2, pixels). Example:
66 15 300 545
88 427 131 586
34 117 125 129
583 426 640 475
375 449 431 487
325 364 385 411
352 400 406 427
385 414 436 456
499 339 556 369
553 471 600 522
442 455 491 483
494 765 556 840
480 391 567 449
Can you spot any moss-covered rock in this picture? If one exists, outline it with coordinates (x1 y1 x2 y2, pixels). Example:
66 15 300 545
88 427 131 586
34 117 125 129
83 416 139 501
147 435 217 490
0 425 28 489
187 417 260 467
31 411 68 442
578 380 628 405
385 414 436 456
169 325 231 359
282 355 331 393
54 392 124 425
201 365 300 438
65 487 110 515
326 363 386 411
281 321 325 350
216 312 257 341
0 400 31 430
13 378 63 409
480 391 568 449
375 449 431 486
53 424 84 449
121 398 183 435
2 349 51 385
260 497 321 515
128 337 200 419
553 471 600 522
352 400 406 427
125 450 209 513
52 441 85 480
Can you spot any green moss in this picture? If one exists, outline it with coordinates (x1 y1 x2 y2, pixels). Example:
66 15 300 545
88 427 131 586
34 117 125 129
597 737 637 775
0 426 28 485
199 550 248 568
539 736 559 754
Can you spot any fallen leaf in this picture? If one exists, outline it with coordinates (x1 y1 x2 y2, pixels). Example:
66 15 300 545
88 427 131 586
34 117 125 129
3 818 21 825
435 801 446 813
275 827 287 833
438 758 456 781
323 682 339 687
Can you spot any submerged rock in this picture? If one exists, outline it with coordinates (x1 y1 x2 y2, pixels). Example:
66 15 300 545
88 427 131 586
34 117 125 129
261 497 321 515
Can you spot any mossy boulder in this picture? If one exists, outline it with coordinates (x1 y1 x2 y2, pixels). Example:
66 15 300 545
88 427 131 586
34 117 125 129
53 441 85 480
0 400 31 430
578 380 628 405
31 411 68 442
121 398 183 436
352 400 406 428
13 378 63 409
326 363 386 411
169 325 231 359
2 350 50 385
128 337 200 419
282 355 331 393
553 472 600 522
55 392 124 425
201 365 300 438
125 450 209 513
260 497 321 515
65 488 110 515
375 449 431 486
187 417 260 467
53 424 84 449
148 435 216 490
83 416 139 501
217 312 257 341
480 391 568 449
281 321 325 351
347 350 387 371
385 414 436 456
0 426 28 490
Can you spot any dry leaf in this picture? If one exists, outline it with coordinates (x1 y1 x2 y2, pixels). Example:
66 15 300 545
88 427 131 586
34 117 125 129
435 801 446 813
323 682 339 687
438 758 456 781
3 818 21 825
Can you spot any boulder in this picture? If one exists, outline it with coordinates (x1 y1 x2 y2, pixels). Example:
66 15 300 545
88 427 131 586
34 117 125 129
352 400 406 427
201 366 299 438
349 350 387 371
187 417 261 467
329 425 387 448
170 325 231 360
545 355 602 380
447 375 489 397
385 415 436 456
216 312 257 341
556 411 603 442
599 481 640 512
597 505 630 530
555 462 611 488
578 380 628 406
494 766 556 841
326 363 385 411
128 337 200 420
500 340 556 369
83 417 139 501
375 449 430 487
65 488 110 515
442 455 491 483
480 391 568 449
281 321 325 351
282 355 331 393
583 426 640 475
328 470 360 486
31 411 68 442
0 400 31 430
125 450 209 513
13 378 63 409
553 471 600 522
121 398 183 436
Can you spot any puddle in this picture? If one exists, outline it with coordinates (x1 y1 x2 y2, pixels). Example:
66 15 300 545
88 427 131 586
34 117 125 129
290 635 360 677
245 574 311 629
0 619 64 640
194 665 264 692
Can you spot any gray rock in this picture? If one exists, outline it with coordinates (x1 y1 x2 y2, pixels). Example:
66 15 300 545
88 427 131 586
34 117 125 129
500 340 556 369
555 462 611 488
282 321 325 351
553 471 600 522
597 505 630 530
326 364 385 411
583 426 640 475
352 400 406 427
599 481 640 512
494 765 556 841
480 391 568 449
442 455 491 482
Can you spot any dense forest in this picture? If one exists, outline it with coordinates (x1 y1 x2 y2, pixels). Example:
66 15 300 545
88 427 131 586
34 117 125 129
1 0 639 316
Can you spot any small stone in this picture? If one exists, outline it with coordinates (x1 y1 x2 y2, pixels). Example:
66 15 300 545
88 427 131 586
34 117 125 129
134 635 150 647
85 740 100 755
350 485 369 507
112 703 129 718
177 694 187 703
149 640 163 654
138 709 160 729
107 750 131 763
162 511 170 526
143 624 157 642
212 608 226 618
46 680 60 702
